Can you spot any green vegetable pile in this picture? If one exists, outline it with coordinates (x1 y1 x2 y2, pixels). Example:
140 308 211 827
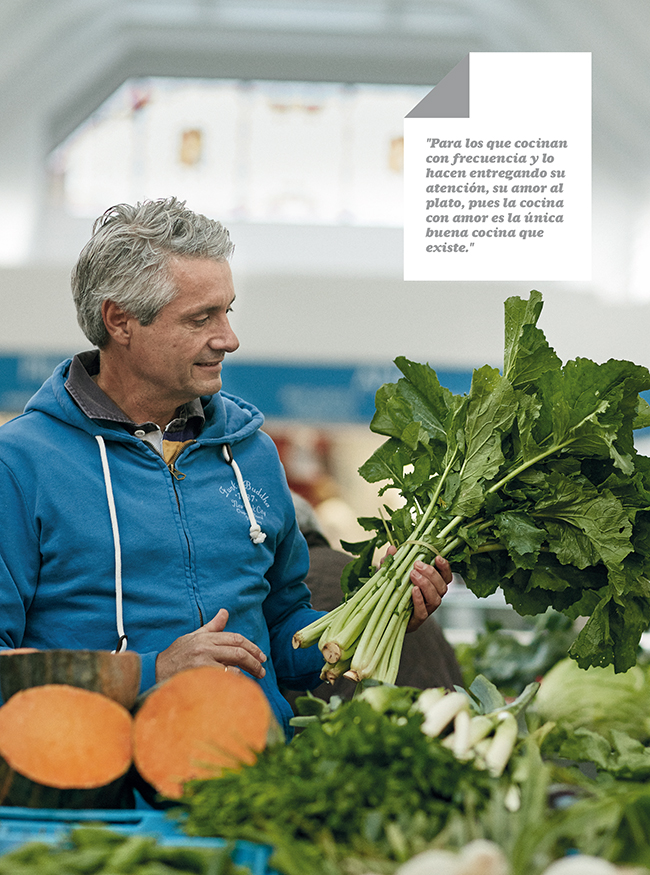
0 826 250 875
418 658 650 872
455 611 577 696
174 667 650 875
180 689 494 875
534 656 650 743
485 657 650 871
294 290 650 681
527 682 650 870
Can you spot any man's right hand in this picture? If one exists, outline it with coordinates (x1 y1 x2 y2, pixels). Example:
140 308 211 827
155 608 267 683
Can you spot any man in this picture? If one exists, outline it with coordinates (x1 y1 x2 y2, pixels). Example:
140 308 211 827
0 197 452 737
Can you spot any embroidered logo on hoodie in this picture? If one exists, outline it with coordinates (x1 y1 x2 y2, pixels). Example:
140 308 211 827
220 480 270 520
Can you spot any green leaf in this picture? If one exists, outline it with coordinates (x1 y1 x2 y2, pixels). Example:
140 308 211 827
555 726 613 771
631 516 650 575
513 390 544 462
501 571 559 616
339 537 377 555
634 396 650 430
468 674 506 713
368 384 415 441
608 730 650 778
339 537 378 597
390 506 415 544
538 357 650 473
293 692 332 718
450 365 517 517
529 557 608 596
503 289 562 389
542 520 600 570
358 438 411 488
394 356 454 445
369 358 452 464
561 585 606 620
403 453 433 495
599 465 650 515
533 471 633 571
462 552 511 598
400 419 427 452
568 589 650 673
495 511 546 570
356 515 387 534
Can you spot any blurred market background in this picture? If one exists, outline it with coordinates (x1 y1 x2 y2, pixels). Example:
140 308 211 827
1 0 649 644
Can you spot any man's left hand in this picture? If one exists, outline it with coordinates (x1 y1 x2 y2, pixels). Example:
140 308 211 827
383 547 452 632
407 555 452 631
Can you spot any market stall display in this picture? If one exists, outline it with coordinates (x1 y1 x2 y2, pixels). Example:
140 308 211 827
3 641 650 871
4 291 650 873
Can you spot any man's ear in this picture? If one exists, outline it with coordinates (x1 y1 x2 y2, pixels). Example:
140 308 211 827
101 300 134 346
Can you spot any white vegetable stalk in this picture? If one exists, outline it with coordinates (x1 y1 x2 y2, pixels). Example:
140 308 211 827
395 840 509 875
483 711 519 777
540 856 621 874
421 681 538 775
467 713 498 748
419 691 470 739
442 712 495 761
504 782 521 812
449 708 471 760
414 687 446 713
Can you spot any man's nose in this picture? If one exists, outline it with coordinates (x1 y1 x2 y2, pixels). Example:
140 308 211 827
209 318 239 353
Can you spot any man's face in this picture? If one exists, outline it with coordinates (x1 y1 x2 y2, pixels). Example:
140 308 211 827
125 256 240 414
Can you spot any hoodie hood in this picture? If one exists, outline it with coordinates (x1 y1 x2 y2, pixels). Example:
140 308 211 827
23 357 264 446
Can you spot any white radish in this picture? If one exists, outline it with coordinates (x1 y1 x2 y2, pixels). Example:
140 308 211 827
420 691 470 738
484 711 518 777
457 839 509 875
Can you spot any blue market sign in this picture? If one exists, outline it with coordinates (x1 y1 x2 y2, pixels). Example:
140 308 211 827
0 353 473 424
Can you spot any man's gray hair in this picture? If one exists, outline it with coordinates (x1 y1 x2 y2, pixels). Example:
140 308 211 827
71 197 234 348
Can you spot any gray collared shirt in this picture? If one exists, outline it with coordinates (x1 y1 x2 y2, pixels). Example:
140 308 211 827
65 350 205 453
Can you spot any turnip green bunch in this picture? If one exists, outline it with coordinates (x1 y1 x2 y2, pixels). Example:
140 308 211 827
293 290 650 681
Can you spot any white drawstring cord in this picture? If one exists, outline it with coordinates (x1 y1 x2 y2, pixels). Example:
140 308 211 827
222 444 267 544
95 435 128 652
93 437 263 653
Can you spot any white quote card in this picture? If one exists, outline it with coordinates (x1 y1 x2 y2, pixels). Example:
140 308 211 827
403 53 592 281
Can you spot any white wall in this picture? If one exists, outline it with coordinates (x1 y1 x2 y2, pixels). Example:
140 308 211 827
6 145 650 372
3 268 650 374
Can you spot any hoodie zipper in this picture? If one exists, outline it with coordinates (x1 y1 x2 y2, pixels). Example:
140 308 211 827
166 447 203 626
168 462 186 481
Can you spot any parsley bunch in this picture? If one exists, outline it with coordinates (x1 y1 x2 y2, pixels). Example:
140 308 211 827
294 290 650 678
180 697 492 875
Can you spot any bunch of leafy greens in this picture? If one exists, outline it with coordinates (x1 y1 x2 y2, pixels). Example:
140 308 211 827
179 695 493 875
530 733 650 869
294 290 650 680
455 611 577 696
543 779 650 868
534 657 650 743
546 723 650 781
0 827 250 875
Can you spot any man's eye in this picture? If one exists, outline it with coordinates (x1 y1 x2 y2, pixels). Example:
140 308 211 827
193 316 209 326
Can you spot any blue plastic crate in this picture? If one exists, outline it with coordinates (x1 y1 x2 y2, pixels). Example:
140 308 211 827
0 806 278 873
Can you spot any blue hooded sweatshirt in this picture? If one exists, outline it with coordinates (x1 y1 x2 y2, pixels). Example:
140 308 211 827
0 358 325 736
